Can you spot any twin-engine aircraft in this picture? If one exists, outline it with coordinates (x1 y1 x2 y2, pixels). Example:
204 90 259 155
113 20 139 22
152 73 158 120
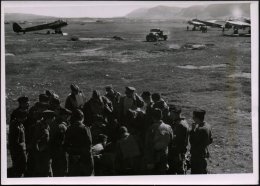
187 18 224 31
190 19 224 28
13 19 68 34
224 19 251 30
187 17 251 33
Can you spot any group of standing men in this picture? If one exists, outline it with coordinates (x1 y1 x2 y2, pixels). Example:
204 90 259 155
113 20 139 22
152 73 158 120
8 84 213 177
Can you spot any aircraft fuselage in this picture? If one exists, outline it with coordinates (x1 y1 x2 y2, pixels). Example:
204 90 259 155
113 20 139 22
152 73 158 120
13 20 68 34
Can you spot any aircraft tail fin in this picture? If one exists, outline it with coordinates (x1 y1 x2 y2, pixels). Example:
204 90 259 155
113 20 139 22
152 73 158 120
13 22 22 33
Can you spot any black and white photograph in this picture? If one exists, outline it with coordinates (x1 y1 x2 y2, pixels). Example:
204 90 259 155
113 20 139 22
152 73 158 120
1 1 259 185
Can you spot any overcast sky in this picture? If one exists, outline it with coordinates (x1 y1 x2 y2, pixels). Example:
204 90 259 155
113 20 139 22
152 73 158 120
3 1 251 18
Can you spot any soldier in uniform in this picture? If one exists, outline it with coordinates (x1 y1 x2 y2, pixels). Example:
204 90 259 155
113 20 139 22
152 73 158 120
115 126 141 175
167 105 189 174
10 96 30 176
151 93 169 123
10 96 29 123
65 84 86 112
189 109 213 174
25 94 50 177
143 108 173 175
28 94 50 124
141 91 153 114
140 91 154 137
83 90 113 126
8 110 27 177
92 134 108 176
104 85 121 115
50 108 71 177
64 109 94 176
117 86 144 125
90 115 108 145
48 96 67 122
45 90 60 111
33 110 55 177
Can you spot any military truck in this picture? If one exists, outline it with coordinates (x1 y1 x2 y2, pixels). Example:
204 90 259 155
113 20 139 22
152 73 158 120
146 28 168 42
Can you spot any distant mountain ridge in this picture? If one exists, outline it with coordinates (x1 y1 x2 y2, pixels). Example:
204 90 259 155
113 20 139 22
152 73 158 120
4 13 58 22
4 13 115 22
126 3 250 19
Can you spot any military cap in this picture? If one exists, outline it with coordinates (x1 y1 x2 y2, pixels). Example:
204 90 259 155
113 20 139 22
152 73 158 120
141 91 151 98
169 105 182 114
42 110 55 118
70 84 79 92
39 94 49 102
152 108 162 120
125 86 136 92
17 96 29 103
92 90 101 99
105 85 113 91
151 93 161 101
193 109 206 119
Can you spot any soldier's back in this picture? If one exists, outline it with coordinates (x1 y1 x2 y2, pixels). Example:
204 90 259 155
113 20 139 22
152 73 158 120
9 120 26 151
153 121 173 151
66 122 92 153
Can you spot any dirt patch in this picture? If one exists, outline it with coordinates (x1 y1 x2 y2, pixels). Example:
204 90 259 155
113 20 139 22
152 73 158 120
177 64 227 70
17 39 27 42
62 47 105 57
79 37 112 41
81 47 104 53
168 44 181 50
182 43 207 50
67 61 104 64
5 53 15 56
228 73 251 79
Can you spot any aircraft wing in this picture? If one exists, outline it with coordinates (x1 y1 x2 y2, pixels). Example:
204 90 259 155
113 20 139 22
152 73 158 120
188 20 206 26
225 20 251 28
203 20 224 28
193 19 224 28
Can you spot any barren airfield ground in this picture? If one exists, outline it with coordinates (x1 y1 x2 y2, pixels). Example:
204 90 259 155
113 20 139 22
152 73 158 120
5 20 252 174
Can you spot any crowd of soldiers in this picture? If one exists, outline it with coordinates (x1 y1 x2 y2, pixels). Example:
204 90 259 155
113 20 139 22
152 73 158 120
8 84 213 177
